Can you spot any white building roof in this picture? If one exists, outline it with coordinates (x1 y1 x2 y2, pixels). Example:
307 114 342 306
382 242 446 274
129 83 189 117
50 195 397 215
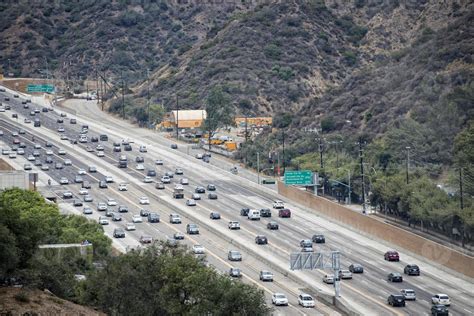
171 110 207 121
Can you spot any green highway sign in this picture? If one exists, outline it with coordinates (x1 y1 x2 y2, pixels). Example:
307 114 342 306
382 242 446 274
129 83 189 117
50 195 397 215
284 170 313 185
26 84 54 93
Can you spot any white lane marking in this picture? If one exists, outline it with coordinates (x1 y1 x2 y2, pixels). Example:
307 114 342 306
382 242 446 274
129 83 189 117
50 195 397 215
464 309 473 314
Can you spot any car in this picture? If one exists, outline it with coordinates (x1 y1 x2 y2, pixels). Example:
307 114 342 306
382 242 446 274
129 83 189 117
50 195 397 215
139 208 150 217
174 232 185 240
189 193 200 200
57 127 65 133
171 144 178 149
348 263 364 274
255 235 268 245
207 184 216 191
11 132 18 137
228 250 242 261
60 113 67 117
388 294 406 307
27 154 35 161
165 171 174 178
105 209 114 217
82 181 91 189
118 183 128 191
32 150 40 157
79 188 88 195
60 135 69 140
125 222 136 231
83 207 93 215
228 221 240 230
273 200 285 209
147 212 160 223
192 244 205 254
260 208 272 217
240 208 249 216
301 245 313 252
112 213 122 222
88 166 97 173
195 153 203 159
175 168 183 175
140 236 153 244
186 199 196 206
17 149 25 155
84 195 93 202
155 159 163 165
113 228 125 238
97 151 105 157
312 234 325 243
139 196 150 205
298 293 315 308
278 208 291 218
105 176 114 183
404 264 420 276
229 267 242 278
338 270 353 280
180 178 189 185
95 144 104 150
99 181 108 189
74 176 83 183
136 164 145 170
59 177 69 185
42 107 48 113
161 176 171 184
73 199 83 207
209 212 221 220
248 209 260 220
143 176 152 183
40 165 49 171
139 145 147 153
431 304 449 316
186 223 199 234
62 191 73 199
58 149 66 155
155 182 165 190
9 152 17 159
23 163 32 171
98 216 109 225
267 221 279 230
100 134 108 141
107 198 117 206
431 294 450 306
272 293 288 306
208 193 217 199
123 144 132 151
135 156 144 163
118 205 129 213
384 250 400 261
97 202 107 211
323 274 336 284
169 214 182 224
259 270 273 282
388 272 403 282
77 168 86 175
1 149 10 155
400 289 416 301
300 239 312 248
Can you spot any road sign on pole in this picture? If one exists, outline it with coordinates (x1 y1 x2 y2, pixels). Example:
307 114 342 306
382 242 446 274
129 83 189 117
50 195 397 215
284 170 313 185
26 84 54 93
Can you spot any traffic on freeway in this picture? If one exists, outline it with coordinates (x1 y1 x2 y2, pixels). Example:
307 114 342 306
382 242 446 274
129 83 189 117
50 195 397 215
1 87 473 316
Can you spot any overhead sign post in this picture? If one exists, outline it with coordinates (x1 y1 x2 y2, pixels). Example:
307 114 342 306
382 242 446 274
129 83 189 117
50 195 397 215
284 170 313 185
26 84 54 93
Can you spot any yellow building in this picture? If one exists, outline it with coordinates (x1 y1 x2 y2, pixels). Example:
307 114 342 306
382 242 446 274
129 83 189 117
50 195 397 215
235 117 272 127
160 110 207 129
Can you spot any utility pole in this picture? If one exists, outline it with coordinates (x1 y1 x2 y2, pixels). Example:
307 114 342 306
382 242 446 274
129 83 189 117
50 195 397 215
282 129 286 175
95 69 99 105
459 167 465 247
245 115 248 143
319 137 324 169
86 83 89 100
121 71 125 119
359 139 367 214
176 94 179 139
406 146 411 184
147 69 150 128
257 152 260 185
348 170 351 204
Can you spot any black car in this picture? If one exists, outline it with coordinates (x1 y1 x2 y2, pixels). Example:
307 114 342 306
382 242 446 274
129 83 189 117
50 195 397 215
207 184 216 191
348 263 364 274
195 186 205 194
140 209 150 217
404 264 420 276
240 208 250 216
312 234 326 243
70 118 77 124
255 235 268 245
208 193 218 200
260 208 272 217
90 136 98 142
148 213 160 223
113 228 125 238
267 221 279 230
99 181 108 188
73 199 83 207
431 305 449 316
210 212 221 220
388 272 403 282
42 107 48 112
186 223 199 234
387 294 405 307
57 118 63 123
135 156 144 163
229 268 241 278
118 205 129 213
147 169 156 177
124 144 132 151
100 134 108 141
171 144 178 149
113 146 121 152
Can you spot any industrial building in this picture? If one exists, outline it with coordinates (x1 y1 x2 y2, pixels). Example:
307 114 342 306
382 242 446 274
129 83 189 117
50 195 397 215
159 110 207 129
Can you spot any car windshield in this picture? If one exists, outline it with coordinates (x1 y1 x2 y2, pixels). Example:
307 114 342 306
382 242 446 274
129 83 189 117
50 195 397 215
404 290 414 294
276 294 286 299
439 295 449 299
302 296 312 300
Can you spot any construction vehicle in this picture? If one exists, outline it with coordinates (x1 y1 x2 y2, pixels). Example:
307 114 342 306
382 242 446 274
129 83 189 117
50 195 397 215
173 185 184 199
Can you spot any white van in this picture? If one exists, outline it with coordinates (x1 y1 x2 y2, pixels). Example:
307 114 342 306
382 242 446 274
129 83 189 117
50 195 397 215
248 209 261 220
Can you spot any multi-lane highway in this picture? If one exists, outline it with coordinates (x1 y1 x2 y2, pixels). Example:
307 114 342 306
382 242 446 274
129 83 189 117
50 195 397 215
1 87 473 316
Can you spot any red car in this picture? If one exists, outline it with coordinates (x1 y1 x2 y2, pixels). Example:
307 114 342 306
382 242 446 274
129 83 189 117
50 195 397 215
384 251 400 262
278 208 291 218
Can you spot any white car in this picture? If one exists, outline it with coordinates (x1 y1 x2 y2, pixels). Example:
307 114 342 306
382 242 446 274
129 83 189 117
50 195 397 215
17 149 24 155
323 274 335 284
136 164 145 170
272 293 288 306
125 222 136 231
78 169 86 175
339 270 353 280
105 176 114 183
139 197 150 205
180 178 189 185
132 215 143 223
155 159 164 165
161 176 171 184
27 154 35 161
195 153 203 159
186 199 196 206
432 294 450 306
118 183 128 191
143 176 152 183
139 145 147 152
228 221 240 230
107 198 117 206
46 150 53 155
59 177 69 185
98 216 109 225
298 293 315 308
64 159 72 166
58 149 66 155
79 188 88 195
97 151 105 157
83 207 93 215
192 244 205 254
191 193 201 200
273 200 284 209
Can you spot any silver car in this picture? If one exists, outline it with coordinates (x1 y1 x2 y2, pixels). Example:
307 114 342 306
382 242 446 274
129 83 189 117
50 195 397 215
401 289 416 301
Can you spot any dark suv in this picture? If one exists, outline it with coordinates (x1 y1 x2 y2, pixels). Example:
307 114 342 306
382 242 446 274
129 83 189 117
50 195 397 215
113 228 125 238
186 223 199 234
312 234 325 243
278 208 291 218
388 272 403 282
255 235 268 245
147 169 157 177
387 294 405 307
404 264 420 276
260 208 272 217
147 213 160 223
267 221 279 230
240 208 250 216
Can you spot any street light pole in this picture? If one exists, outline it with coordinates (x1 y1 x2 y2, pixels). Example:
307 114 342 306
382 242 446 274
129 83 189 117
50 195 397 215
176 94 179 140
406 146 410 184
257 152 260 185
359 139 366 214
348 170 351 204
282 130 286 175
